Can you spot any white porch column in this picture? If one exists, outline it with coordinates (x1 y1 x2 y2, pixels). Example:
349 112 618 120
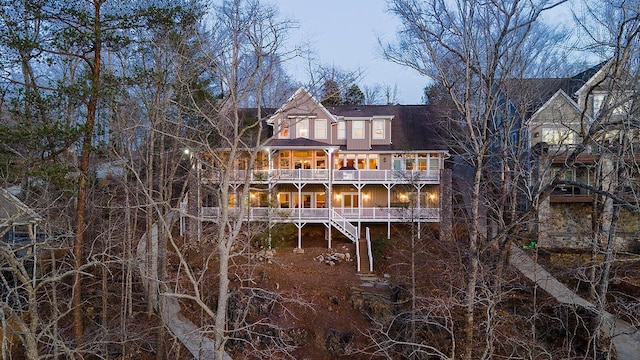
326 148 334 249
386 184 392 239
296 222 303 248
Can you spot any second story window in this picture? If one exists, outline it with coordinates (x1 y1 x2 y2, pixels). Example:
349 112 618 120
542 128 574 145
593 93 632 116
296 118 309 138
278 119 290 139
315 119 327 139
373 119 385 139
337 121 346 139
352 120 365 139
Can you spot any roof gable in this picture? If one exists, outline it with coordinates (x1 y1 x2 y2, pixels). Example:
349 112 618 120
574 59 612 97
1 188 43 227
267 87 336 124
529 89 584 123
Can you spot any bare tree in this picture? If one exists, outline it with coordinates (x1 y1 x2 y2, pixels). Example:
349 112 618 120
383 0 571 358
143 1 303 358
568 0 640 354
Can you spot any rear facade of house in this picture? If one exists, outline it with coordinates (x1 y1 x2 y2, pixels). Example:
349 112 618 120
182 87 451 249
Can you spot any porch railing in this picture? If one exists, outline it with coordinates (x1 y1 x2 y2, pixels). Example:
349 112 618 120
200 206 440 222
205 169 440 183
332 169 440 182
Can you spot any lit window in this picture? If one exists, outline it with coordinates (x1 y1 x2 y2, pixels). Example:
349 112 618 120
593 93 631 116
296 118 309 138
373 119 385 139
352 120 365 139
337 121 346 139
593 94 604 115
542 128 573 145
279 119 290 139
315 119 327 139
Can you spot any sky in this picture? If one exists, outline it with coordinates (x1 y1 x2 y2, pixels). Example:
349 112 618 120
268 0 577 105
269 0 428 104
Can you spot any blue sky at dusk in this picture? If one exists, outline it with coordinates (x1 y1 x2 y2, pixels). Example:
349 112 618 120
272 0 427 104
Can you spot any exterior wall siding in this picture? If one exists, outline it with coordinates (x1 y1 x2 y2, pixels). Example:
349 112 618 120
346 120 371 150
370 118 392 146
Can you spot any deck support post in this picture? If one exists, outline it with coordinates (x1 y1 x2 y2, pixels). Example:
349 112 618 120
415 183 425 240
385 184 393 239
295 222 305 248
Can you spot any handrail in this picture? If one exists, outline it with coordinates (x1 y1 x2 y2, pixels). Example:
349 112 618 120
200 206 440 222
329 209 358 242
208 169 440 183
355 236 361 272
365 227 373 273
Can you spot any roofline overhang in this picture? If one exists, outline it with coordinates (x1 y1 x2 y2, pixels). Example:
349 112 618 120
529 89 584 122
262 145 341 150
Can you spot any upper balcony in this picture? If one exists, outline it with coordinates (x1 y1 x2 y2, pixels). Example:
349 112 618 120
550 185 594 203
203 169 441 184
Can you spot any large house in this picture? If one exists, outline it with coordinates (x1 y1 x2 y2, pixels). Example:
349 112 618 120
526 60 640 250
183 87 451 255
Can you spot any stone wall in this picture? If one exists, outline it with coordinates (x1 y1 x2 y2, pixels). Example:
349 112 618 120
538 202 640 251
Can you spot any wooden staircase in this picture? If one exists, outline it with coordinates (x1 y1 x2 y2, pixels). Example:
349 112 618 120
357 239 371 273
330 209 358 242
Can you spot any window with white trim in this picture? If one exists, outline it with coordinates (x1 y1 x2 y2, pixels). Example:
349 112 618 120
296 118 309 138
372 119 385 139
337 121 346 139
593 93 632 116
278 119 290 139
352 120 365 139
542 128 574 145
315 119 327 139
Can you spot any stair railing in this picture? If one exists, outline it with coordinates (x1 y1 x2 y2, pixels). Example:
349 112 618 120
366 227 373 273
329 209 358 242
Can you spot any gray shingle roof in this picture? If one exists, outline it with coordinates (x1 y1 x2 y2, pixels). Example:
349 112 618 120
328 105 449 151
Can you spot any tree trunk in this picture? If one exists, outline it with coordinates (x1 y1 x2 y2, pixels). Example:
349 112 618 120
463 164 482 360
73 1 102 347
214 241 231 360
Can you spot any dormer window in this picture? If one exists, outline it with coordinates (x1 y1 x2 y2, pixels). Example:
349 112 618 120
373 119 385 139
352 120 365 139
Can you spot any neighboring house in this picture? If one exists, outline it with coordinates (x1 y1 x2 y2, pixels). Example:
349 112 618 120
184 87 451 251
0 188 43 244
526 60 640 250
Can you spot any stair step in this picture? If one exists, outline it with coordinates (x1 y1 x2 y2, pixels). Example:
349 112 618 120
358 275 379 281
